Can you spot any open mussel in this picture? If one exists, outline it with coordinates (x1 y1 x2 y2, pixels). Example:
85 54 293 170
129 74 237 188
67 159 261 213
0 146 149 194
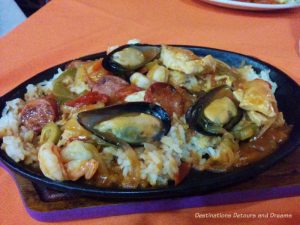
186 85 243 136
77 102 170 146
102 44 161 80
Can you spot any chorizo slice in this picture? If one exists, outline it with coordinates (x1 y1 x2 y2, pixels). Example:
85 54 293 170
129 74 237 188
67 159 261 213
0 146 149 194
91 75 129 99
21 96 59 133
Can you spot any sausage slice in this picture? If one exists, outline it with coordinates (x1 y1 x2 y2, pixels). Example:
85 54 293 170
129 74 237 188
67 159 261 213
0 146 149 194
91 75 129 99
20 96 59 133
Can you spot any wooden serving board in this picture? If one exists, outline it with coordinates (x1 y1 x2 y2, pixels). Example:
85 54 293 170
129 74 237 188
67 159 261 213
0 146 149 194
5 147 300 222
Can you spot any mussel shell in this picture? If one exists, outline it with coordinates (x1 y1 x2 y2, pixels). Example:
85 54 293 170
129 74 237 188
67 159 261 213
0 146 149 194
77 102 171 146
102 44 161 80
186 85 243 136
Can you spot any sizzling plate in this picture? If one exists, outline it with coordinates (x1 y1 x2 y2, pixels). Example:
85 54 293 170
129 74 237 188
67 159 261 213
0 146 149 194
1 45 300 199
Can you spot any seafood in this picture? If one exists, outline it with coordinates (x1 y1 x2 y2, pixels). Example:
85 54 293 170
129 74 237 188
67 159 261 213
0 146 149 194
38 143 67 181
77 102 171 146
38 141 99 181
0 43 291 189
186 85 243 136
102 44 160 80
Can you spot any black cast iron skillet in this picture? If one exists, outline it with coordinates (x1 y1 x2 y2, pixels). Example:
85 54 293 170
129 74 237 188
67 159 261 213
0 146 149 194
1 45 300 199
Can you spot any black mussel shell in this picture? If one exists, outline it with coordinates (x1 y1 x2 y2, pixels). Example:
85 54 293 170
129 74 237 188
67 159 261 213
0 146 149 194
77 102 171 146
102 44 161 80
186 85 243 136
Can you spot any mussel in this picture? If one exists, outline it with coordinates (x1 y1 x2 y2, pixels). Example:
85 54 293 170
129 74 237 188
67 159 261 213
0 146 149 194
186 85 243 136
77 102 171 146
102 44 161 80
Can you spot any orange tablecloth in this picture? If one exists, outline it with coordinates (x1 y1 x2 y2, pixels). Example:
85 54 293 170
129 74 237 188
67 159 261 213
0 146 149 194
0 0 300 224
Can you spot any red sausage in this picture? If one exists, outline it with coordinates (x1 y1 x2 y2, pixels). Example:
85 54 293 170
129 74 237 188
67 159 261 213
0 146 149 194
91 75 129 99
20 96 59 133
144 82 185 117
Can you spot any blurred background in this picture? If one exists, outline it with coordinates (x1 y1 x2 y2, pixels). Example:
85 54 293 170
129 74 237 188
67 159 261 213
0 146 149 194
1 0 50 36
15 0 49 16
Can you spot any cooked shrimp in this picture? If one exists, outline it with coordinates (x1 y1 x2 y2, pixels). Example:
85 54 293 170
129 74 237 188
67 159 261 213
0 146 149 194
38 140 100 181
65 159 99 181
38 142 68 181
60 140 99 181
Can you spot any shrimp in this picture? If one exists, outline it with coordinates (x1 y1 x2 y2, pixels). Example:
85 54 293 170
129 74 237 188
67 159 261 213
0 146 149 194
38 140 100 181
65 159 98 181
38 142 68 181
60 140 99 181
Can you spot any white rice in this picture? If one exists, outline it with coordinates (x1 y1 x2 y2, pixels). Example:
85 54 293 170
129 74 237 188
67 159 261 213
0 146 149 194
0 98 25 136
141 144 164 185
141 143 179 186
0 98 38 164
1 136 26 162
116 149 133 177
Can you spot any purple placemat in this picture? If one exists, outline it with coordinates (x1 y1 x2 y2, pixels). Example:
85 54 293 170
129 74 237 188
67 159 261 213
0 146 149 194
28 185 300 222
